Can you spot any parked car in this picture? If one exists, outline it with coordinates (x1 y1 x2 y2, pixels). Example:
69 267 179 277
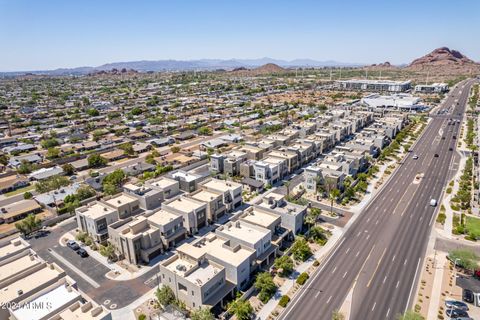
434 154 439 158
413 155 419 160
67 240 80 251
463 288 474 303
446 308 469 318
77 248 89 258
445 300 469 311
449 147 453 151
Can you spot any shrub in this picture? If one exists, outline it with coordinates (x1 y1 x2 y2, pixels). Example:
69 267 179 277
138 314 146 320
313 260 320 267
296 272 309 285
278 295 290 308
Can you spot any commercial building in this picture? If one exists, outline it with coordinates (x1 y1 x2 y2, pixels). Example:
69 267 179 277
414 83 448 93
335 79 412 92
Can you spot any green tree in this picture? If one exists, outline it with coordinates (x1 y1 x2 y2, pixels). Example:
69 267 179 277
87 154 107 168
86 108 99 117
99 242 116 260
40 138 59 149
274 255 294 276
332 310 345 320
155 285 175 308
329 188 341 215
449 249 479 271
103 183 117 195
0 154 8 165
228 296 253 320
76 186 96 200
119 142 135 156
15 214 41 236
62 163 75 176
190 307 215 320
170 146 181 153
254 272 276 302
198 126 212 136
103 169 126 187
396 310 424 320
23 191 33 199
291 237 312 261
46 147 60 159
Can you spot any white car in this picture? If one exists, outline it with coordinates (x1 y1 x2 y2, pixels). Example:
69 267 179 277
430 199 437 207
413 155 419 160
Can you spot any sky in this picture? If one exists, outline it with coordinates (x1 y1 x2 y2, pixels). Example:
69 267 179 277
0 0 479 71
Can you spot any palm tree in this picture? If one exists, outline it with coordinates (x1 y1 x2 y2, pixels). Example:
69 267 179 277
329 188 341 216
284 181 291 198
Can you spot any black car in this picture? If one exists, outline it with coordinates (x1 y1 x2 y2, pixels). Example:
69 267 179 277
445 300 469 311
77 248 89 258
434 154 439 157
442 136 446 140
463 288 474 303
67 240 80 251
449 147 453 151
446 308 469 318
453 136 457 139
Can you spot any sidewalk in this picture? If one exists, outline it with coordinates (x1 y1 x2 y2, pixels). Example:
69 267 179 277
255 226 343 320
426 252 447 319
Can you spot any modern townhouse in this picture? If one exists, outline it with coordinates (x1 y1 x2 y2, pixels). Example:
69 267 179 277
159 250 234 311
123 177 180 211
190 188 226 224
268 149 299 173
215 220 276 268
199 178 243 211
75 201 119 243
177 233 256 290
162 196 207 235
255 192 307 236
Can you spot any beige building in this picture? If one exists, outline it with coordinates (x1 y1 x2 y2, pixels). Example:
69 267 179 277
108 209 186 265
162 196 207 235
0 237 110 320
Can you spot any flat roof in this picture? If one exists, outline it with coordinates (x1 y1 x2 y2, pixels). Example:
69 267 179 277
191 190 221 203
0 239 30 259
219 221 269 244
180 235 254 267
79 202 116 220
185 262 222 287
165 197 204 213
11 284 80 320
241 209 279 229
202 179 241 192
104 194 138 207
148 210 180 226
148 177 178 189
0 254 39 282
56 302 109 320
164 256 196 277
0 265 62 302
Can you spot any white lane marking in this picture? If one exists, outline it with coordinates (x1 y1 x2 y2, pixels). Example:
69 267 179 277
366 234 370 240
315 291 320 298
327 296 332 304
346 247 350 254
356 251 360 257
383 276 387 284
279 237 345 320
357 231 361 237
405 258 422 314
372 302 376 311
392 255 396 262
396 281 400 288
404 259 408 266
331 266 337 274
343 271 348 279
386 308 391 318
429 210 436 226
375 219 379 225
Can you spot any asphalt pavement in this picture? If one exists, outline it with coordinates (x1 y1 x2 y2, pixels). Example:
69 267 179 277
279 79 477 320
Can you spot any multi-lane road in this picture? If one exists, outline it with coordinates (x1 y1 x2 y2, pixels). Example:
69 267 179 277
280 79 477 320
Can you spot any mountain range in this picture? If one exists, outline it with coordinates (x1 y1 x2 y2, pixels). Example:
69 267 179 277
0 58 362 76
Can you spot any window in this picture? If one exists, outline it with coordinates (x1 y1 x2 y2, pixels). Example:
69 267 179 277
192 290 194 296
178 283 187 292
